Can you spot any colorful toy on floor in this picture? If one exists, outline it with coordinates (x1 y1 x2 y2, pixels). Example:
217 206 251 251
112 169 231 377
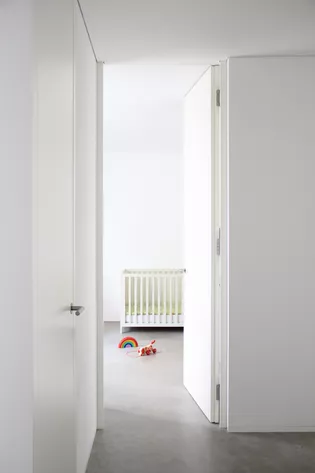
118 336 139 349
138 339 157 357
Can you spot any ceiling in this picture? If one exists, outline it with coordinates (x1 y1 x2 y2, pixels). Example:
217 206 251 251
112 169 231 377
80 0 315 64
103 65 208 104
103 65 205 152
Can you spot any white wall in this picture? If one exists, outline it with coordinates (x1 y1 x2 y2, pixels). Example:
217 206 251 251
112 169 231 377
228 57 315 432
103 84 184 321
0 1 33 471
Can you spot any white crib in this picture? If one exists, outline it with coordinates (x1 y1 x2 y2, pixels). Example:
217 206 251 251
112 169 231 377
121 269 185 333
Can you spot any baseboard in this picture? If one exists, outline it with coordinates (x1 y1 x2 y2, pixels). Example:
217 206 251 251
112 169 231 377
228 425 315 433
227 413 315 432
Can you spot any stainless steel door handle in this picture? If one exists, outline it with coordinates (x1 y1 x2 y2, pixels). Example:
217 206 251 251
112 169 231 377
70 304 85 316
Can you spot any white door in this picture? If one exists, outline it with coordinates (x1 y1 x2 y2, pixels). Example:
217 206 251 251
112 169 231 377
34 2 99 472
183 67 216 422
33 1 76 472
74 4 98 473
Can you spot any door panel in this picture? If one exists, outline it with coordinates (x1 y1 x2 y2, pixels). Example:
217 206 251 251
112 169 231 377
33 1 75 472
74 4 98 472
183 68 213 421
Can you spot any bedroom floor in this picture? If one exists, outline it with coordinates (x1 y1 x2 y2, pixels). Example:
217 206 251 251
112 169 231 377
86 322 315 473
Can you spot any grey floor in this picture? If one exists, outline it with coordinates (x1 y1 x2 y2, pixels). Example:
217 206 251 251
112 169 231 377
87 323 315 473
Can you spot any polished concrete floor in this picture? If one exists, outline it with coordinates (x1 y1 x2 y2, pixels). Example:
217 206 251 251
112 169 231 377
87 323 315 473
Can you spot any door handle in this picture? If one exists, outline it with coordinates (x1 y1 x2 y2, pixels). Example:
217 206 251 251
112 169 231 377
70 304 85 316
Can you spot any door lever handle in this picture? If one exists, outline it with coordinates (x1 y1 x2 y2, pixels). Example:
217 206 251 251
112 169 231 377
70 304 85 316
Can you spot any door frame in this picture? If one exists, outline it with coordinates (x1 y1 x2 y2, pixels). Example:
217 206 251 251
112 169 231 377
211 65 221 424
96 62 104 429
218 60 228 429
95 62 229 430
211 62 228 428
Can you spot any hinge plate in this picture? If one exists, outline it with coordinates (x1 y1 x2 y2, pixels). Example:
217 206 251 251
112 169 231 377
216 228 221 256
216 89 221 107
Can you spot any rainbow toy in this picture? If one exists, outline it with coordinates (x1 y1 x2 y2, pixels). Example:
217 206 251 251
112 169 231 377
118 336 139 349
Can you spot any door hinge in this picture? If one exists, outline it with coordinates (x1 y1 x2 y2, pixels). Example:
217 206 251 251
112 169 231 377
216 228 221 256
216 89 221 107
216 384 220 401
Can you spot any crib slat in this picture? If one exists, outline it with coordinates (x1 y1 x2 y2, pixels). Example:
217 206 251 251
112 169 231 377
175 274 179 324
123 275 127 325
146 274 149 324
163 273 167 324
140 275 143 325
179 274 185 322
158 276 161 324
152 275 155 325
128 275 131 319
169 275 173 324
134 276 138 325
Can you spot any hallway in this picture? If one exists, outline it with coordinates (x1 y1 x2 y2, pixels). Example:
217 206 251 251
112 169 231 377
87 323 315 473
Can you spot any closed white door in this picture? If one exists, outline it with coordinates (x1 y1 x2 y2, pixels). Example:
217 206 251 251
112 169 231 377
33 1 76 472
74 4 98 473
183 68 215 422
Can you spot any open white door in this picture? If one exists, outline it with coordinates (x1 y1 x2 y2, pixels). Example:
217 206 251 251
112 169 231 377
183 67 219 423
74 4 98 472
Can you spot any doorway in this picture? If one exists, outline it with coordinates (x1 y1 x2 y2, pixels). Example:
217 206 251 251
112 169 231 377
91 62 227 471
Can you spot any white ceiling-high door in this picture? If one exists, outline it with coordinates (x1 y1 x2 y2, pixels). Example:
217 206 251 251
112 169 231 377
183 68 214 422
74 4 98 472
33 1 76 472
